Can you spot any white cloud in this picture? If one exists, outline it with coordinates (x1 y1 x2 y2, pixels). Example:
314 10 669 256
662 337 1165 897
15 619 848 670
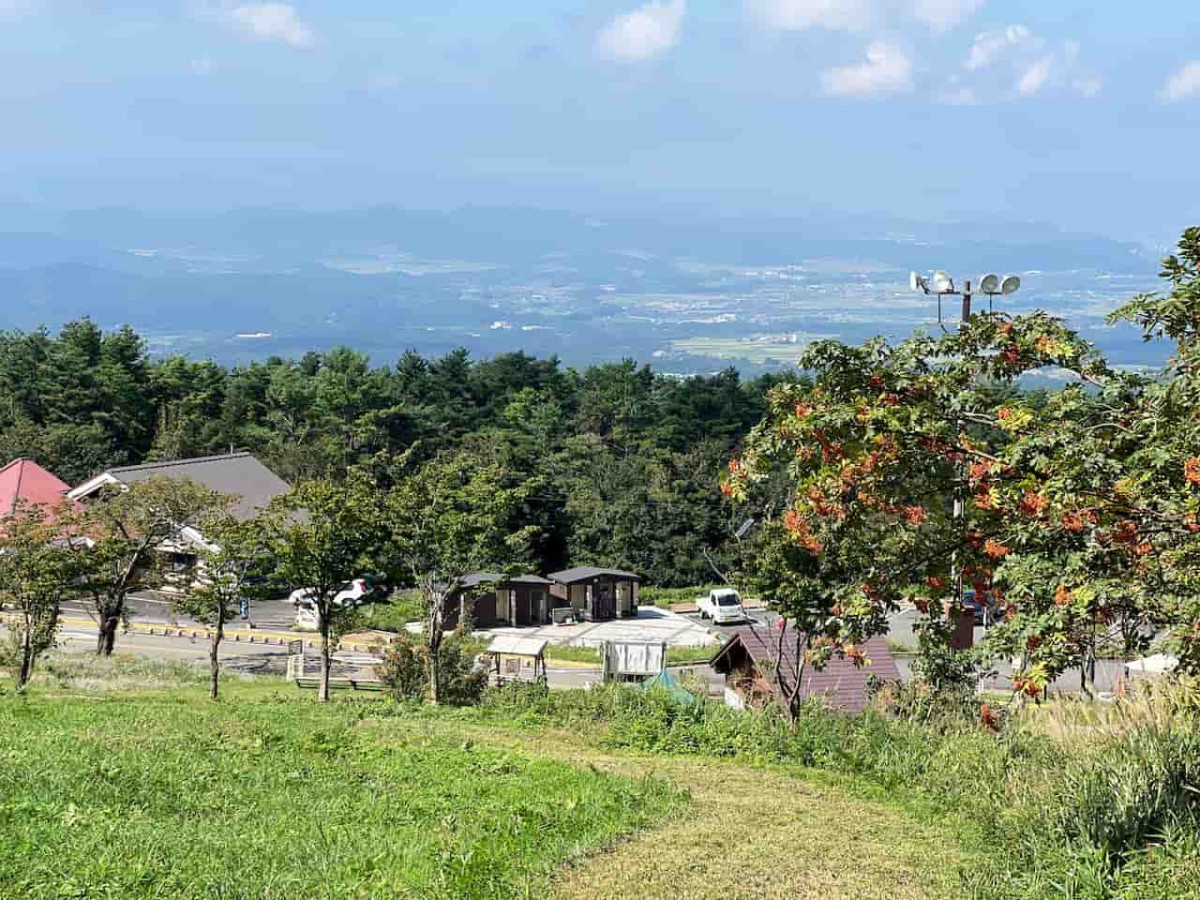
595 0 686 61
964 24 1031 71
1162 61 1200 103
228 3 316 49
747 0 873 32
1016 56 1052 96
959 26 1099 100
913 0 984 33
821 42 912 98
0 0 38 17
1072 73 1102 98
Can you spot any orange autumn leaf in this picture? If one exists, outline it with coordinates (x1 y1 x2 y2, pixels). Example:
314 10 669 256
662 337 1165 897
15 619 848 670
983 538 1010 558
1186 457 1200 486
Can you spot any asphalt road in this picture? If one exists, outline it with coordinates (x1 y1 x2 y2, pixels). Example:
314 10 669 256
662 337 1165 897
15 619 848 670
60 593 300 632
29 599 1127 696
52 619 291 675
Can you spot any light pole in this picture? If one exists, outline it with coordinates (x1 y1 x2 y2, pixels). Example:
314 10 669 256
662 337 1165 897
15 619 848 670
909 269 1022 644
909 270 1022 334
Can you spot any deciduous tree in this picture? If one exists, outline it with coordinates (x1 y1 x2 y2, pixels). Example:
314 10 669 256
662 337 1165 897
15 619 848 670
0 503 80 689
264 474 385 702
385 448 535 704
174 510 272 699
725 311 1109 703
74 477 225 656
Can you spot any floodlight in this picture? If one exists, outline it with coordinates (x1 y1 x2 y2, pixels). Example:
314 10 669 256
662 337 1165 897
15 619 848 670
932 270 954 293
1001 275 1021 295
979 273 1001 294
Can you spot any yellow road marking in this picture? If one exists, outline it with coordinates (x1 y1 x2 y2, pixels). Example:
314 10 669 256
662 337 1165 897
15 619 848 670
1 613 383 653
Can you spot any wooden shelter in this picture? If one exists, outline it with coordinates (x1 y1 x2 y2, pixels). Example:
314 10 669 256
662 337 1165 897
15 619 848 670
484 634 547 686
709 627 899 714
548 567 642 622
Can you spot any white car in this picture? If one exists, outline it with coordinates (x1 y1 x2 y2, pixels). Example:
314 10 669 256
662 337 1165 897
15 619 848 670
697 588 747 625
1124 653 1178 680
288 578 373 609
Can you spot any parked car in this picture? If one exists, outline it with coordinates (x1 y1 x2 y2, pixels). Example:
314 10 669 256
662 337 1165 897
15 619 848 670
697 588 747 625
1124 653 1178 680
963 589 1002 627
288 578 375 609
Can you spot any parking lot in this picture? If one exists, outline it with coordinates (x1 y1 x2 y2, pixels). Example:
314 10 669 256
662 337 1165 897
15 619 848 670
476 605 721 649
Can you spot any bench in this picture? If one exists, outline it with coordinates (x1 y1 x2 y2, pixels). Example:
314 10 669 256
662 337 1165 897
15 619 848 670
286 651 384 691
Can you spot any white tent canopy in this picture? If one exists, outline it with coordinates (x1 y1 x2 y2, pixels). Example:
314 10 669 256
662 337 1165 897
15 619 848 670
486 635 548 657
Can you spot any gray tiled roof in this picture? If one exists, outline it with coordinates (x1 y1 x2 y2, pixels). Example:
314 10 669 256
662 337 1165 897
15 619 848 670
460 572 554 588
105 453 289 520
548 566 642 584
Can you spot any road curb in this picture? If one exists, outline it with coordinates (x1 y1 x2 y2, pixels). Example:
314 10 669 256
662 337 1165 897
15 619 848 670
2 612 381 654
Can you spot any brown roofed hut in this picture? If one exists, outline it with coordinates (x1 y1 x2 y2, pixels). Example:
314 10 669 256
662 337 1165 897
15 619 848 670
710 626 899 715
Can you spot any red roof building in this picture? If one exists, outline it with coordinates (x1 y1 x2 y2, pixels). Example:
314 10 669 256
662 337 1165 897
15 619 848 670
0 458 74 522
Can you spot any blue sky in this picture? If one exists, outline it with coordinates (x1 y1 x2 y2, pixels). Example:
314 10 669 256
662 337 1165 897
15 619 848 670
3 1 1199 242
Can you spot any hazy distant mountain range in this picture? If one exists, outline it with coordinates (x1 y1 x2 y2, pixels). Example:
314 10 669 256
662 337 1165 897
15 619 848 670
0 206 1168 373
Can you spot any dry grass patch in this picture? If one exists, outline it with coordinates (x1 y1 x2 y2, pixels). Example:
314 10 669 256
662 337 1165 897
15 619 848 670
550 757 962 900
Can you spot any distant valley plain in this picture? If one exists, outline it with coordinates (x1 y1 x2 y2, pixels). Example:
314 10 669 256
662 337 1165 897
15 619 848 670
0 207 1166 374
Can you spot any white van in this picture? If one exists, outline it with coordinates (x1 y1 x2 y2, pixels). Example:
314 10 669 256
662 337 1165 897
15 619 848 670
697 588 747 625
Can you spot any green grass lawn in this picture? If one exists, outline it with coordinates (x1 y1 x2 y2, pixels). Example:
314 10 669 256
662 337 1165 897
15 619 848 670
542 643 720 667
0 657 975 899
0 683 683 899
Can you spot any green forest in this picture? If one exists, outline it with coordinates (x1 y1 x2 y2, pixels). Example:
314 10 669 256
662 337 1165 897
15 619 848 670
0 321 790 585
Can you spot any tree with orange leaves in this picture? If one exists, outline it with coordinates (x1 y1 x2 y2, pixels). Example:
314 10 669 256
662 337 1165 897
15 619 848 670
724 306 1109 698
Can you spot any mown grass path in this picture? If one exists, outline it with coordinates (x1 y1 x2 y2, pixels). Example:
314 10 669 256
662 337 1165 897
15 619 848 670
552 758 961 900
365 719 968 900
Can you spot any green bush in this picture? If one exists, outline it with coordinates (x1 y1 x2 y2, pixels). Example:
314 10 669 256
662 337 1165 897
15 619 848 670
360 591 424 632
380 636 426 701
380 633 486 706
638 585 722 608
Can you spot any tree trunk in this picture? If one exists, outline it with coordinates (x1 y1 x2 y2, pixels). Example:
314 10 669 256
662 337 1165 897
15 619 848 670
426 590 445 705
209 612 224 701
16 622 33 690
97 613 118 656
428 645 442 705
318 612 331 703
